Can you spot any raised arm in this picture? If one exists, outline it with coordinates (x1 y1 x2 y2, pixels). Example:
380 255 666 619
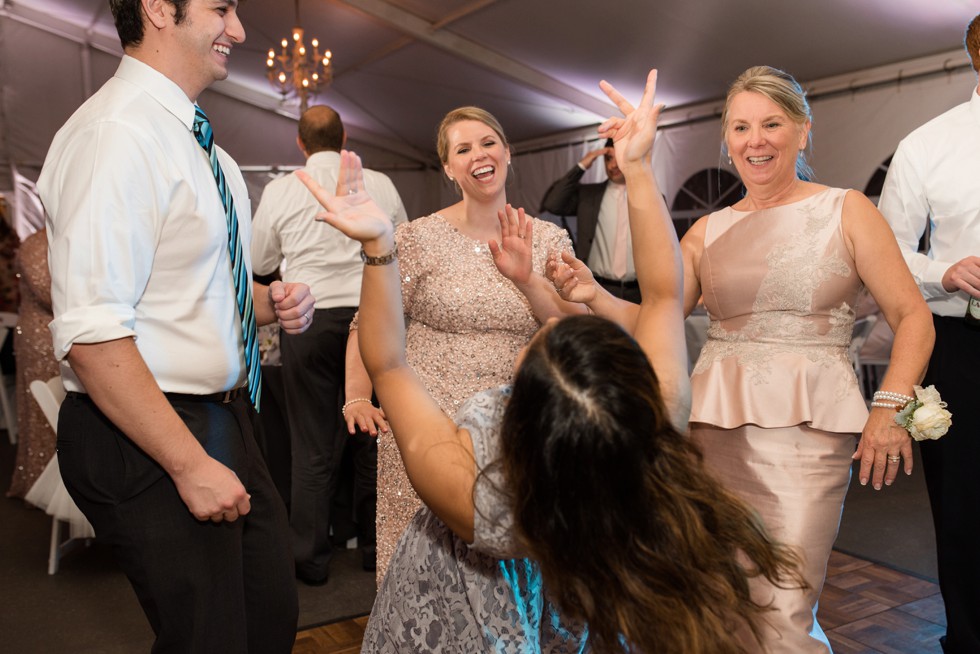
489 204 588 321
296 153 478 542
680 217 707 317
598 70 691 430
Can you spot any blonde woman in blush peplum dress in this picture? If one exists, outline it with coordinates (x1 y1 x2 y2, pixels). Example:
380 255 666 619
679 66 935 653
343 107 581 582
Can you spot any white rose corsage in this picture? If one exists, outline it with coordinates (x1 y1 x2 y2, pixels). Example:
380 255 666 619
893 385 952 441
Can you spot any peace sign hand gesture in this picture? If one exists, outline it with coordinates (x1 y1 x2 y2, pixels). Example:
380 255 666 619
597 70 664 173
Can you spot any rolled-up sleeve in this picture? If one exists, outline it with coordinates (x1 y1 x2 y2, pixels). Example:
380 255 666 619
44 121 161 360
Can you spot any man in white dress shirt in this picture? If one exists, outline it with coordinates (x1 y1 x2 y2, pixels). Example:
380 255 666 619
878 14 980 654
252 105 407 583
37 0 313 650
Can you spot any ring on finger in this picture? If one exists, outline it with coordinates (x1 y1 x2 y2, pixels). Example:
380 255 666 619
887 455 901 463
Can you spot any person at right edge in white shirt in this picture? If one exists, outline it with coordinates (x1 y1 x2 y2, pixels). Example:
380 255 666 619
877 13 980 654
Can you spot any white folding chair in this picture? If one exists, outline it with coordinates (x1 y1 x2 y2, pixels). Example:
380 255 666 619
0 311 19 444
24 376 95 574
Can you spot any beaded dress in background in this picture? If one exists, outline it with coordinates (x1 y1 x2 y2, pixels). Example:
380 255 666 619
0 211 19 313
7 230 59 499
368 212 572 583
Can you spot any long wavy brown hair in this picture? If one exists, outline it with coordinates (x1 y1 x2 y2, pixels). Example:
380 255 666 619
500 315 805 653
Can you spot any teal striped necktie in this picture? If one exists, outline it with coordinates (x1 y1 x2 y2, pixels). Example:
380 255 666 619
192 106 262 410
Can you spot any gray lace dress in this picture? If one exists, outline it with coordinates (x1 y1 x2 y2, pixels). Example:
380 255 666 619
361 386 589 653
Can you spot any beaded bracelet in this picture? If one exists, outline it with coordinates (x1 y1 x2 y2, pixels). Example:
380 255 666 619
870 400 903 410
873 390 915 404
342 397 373 418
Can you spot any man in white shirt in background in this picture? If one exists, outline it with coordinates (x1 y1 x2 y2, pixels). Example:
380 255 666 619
877 13 980 654
37 0 314 650
252 104 407 584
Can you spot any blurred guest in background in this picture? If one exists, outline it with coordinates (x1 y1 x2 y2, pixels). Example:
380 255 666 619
6 229 59 500
252 104 407 584
540 138 640 302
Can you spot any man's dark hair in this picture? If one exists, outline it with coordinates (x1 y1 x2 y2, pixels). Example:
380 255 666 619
967 13 980 73
109 0 190 49
298 105 345 154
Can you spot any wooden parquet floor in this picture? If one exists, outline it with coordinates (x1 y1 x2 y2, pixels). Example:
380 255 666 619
293 550 946 653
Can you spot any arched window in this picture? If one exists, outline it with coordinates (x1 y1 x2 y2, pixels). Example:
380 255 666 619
863 155 892 203
670 169 743 239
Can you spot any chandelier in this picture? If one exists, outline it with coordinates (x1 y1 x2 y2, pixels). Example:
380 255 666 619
266 0 332 113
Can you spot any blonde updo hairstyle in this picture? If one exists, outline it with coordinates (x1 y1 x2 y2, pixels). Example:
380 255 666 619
721 65 814 181
436 107 510 186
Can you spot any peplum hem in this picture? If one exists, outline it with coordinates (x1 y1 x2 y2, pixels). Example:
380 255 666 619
690 348 868 434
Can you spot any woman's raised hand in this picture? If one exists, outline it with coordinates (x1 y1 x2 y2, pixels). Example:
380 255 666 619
597 69 663 170
296 150 393 244
489 204 534 286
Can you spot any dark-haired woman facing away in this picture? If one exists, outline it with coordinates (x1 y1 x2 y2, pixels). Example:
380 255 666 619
299 70 803 653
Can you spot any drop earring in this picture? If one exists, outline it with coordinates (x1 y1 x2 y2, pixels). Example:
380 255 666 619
728 156 733 165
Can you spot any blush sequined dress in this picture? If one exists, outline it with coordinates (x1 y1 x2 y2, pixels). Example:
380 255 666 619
368 212 572 583
7 230 59 499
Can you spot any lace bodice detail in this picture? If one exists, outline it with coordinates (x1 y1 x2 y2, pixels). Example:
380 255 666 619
691 188 869 432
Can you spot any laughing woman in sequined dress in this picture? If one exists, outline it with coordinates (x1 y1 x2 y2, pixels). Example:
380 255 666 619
343 107 583 582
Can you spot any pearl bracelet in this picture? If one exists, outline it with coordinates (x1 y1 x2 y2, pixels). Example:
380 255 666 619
342 397 373 418
870 400 903 410
873 390 915 404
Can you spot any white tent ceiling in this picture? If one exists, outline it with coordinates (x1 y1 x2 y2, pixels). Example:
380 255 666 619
2 0 978 175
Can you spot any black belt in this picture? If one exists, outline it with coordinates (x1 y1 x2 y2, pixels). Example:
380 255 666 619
165 387 247 404
593 274 640 289
67 387 247 405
